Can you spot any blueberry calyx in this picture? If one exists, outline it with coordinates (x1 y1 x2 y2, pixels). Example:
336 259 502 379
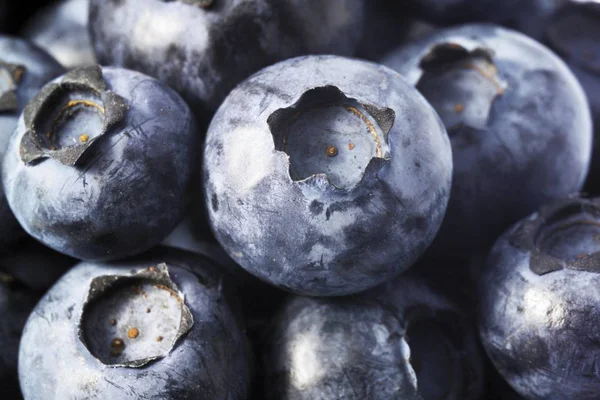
0 61 25 112
78 263 194 368
509 198 600 275
19 65 128 166
268 85 394 190
546 3 600 76
416 43 507 134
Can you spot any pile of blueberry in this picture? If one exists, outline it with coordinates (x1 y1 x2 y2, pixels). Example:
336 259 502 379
1 0 600 399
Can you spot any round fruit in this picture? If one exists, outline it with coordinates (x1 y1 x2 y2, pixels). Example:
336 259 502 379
204 55 452 296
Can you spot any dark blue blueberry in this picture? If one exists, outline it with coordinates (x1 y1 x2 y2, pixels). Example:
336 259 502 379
22 0 97 69
479 197 600 399
203 55 452 296
2 65 197 261
89 0 365 115
383 24 592 258
543 1 600 194
19 248 253 400
0 35 64 253
264 276 483 399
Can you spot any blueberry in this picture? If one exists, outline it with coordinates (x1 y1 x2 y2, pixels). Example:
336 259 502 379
2 65 197 261
22 0 97 69
543 2 600 193
264 277 483 399
203 55 452 296
479 197 600 399
19 248 253 399
0 35 64 253
0 274 39 399
382 24 592 258
88 0 365 114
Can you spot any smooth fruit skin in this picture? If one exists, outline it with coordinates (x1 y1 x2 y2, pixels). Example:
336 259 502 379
89 0 364 114
203 55 452 296
383 24 592 258
22 0 97 69
0 35 64 253
19 248 252 400
2 66 197 261
264 277 483 400
479 197 600 399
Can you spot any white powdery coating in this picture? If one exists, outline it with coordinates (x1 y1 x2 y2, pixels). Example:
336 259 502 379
204 55 452 295
480 223 600 399
289 329 326 389
19 259 251 399
269 297 420 399
220 124 276 195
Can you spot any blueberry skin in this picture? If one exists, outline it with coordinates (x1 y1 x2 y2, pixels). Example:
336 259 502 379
0 36 64 253
203 55 452 296
479 197 600 399
3 66 197 261
0 278 39 400
22 0 97 69
382 24 592 258
89 0 364 114
19 249 252 400
543 2 600 193
265 277 483 400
